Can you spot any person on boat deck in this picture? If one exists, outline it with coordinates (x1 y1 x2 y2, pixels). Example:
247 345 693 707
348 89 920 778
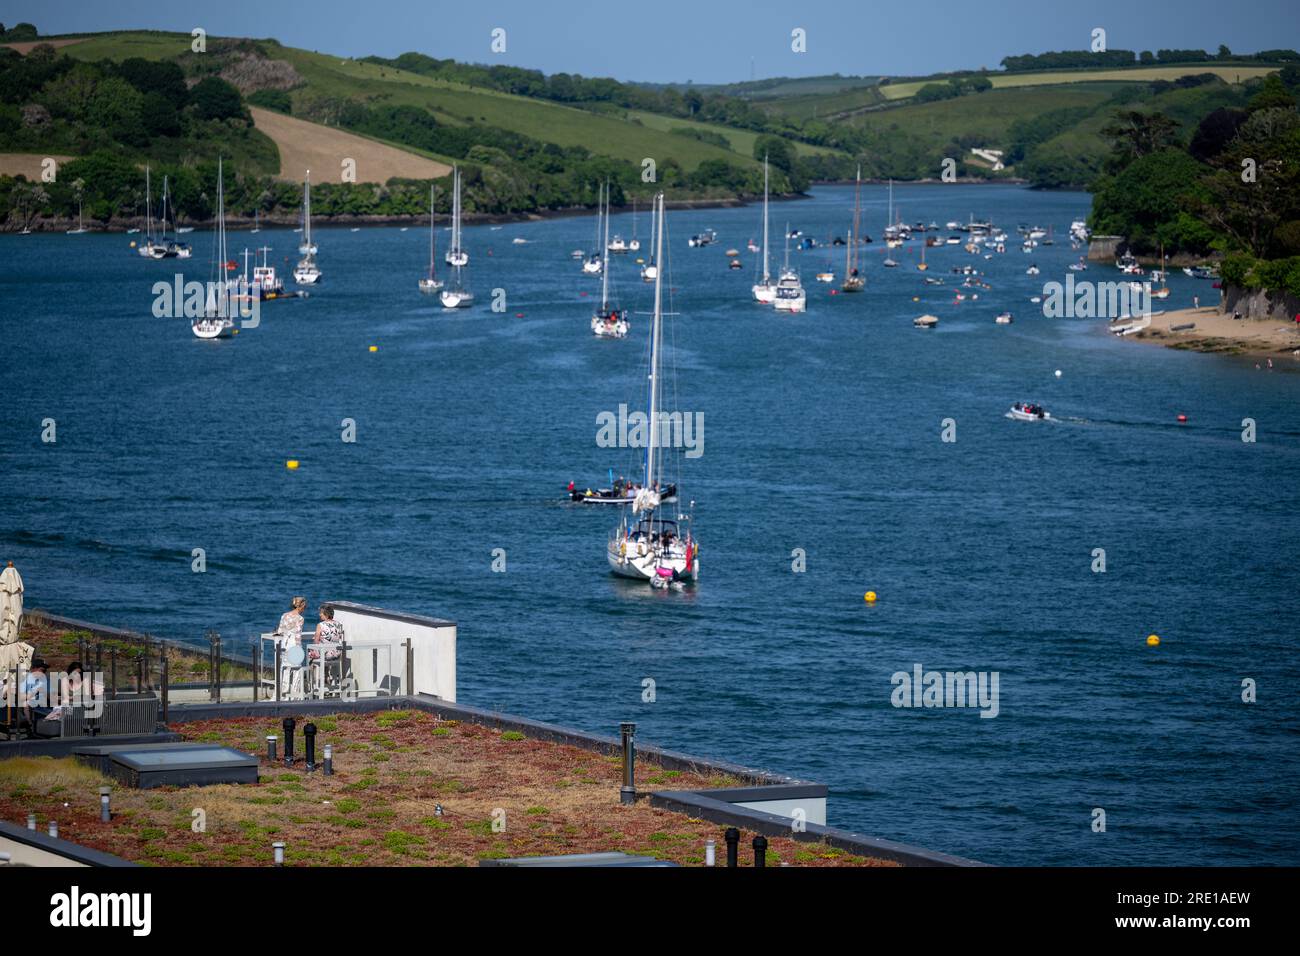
308 605 344 662
275 596 308 699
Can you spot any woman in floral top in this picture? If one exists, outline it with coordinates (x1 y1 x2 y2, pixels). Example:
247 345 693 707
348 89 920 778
310 605 344 661
276 596 307 646
276 596 308 699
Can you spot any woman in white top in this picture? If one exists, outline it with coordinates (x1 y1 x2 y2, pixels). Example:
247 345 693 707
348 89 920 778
276 596 308 698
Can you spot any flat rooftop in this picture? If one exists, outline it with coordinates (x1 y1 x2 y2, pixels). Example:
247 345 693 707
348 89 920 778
1 709 897 867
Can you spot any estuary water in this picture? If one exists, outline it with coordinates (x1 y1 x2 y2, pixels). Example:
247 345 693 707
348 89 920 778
2 183 1298 865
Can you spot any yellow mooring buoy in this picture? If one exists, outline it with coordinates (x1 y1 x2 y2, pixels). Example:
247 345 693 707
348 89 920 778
864 591 877 603
1146 634 1160 647
286 460 300 470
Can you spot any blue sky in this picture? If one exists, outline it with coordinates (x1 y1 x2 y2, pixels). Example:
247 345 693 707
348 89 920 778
5 0 1298 83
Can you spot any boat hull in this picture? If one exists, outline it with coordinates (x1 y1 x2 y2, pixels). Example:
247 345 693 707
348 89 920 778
606 541 698 583
440 290 474 309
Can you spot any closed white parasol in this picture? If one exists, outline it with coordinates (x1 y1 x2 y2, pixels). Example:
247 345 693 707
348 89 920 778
0 562 22 646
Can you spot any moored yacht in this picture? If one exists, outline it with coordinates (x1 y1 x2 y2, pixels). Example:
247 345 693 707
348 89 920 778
606 192 699 587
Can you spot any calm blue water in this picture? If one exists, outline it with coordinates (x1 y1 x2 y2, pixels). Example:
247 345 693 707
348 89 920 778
3 184 1298 866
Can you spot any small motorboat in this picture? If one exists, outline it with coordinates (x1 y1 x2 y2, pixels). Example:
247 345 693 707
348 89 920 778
913 314 939 329
1006 402 1050 421
568 480 676 505
688 229 716 248
815 271 834 283
995 312 1013 324
1026 265 1040 275
512 237 528 245
728 258 743 270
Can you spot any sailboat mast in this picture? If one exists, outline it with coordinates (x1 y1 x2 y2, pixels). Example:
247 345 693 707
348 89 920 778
762 156 770 282
600 183 610 309
217 157 226 315
851 164 861 270
645 192 665 492
145 166 152 241
429 184 437 278
452 167 460 254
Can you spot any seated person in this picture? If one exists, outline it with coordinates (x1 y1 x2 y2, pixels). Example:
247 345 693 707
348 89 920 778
46 661 88 721
308 606 344 661
22 658 52 724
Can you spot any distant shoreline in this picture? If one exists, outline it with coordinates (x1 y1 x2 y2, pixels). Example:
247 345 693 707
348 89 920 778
1 193 813 234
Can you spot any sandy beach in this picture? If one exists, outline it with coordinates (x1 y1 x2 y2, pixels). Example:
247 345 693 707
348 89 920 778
1121 306 1300 358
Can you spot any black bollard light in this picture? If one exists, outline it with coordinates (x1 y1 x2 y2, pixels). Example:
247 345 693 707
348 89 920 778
266 735 278 762
619 721 636 806
753 835 768 868
282 717 296 766
323 743 333 776
99 787 111 823
303 723 317 771
724 827 740 868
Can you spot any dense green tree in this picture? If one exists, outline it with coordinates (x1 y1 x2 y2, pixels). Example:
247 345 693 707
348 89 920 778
116 58 187 109
1099 110 1181 171
1188 107 1249 161
190 76 246 122
1090 149 1211 253
1247 75 1297 112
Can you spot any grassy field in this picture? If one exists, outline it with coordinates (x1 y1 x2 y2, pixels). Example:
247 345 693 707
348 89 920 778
846 84 1121 145
759 63 1280 122
624 109 842 159
58 33 772 174
879 64 1279 100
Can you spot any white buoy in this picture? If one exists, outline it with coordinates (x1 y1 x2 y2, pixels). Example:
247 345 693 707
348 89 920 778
1054 369 1062 378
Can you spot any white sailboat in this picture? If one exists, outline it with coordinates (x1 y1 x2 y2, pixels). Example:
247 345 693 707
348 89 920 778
444 166 468 267
419 184 443 294
160 176 191 257
607 192 628 256
751 155 776 303
582 183 604 275
772 222 806 313
842 165 865 292
607 192 699 586
640 199 659 282
591 183 629 338
628 197 641 253
66 196 87 235
251 209 261 234
293 170 321 285
138 166 170 258
439 168 474 308
192 157 237 340
297 171 318 255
